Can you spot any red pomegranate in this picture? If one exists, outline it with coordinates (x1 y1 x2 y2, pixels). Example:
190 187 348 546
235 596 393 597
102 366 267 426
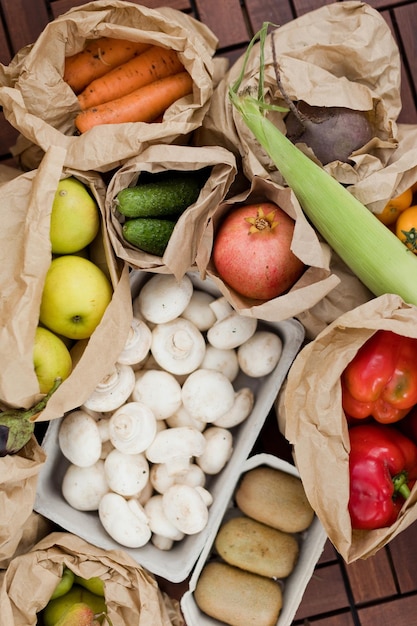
212 202 305 300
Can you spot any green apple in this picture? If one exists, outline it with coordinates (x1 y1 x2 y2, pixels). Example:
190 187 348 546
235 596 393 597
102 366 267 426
50 177 100 255
33 326 73 393
39 255 113 340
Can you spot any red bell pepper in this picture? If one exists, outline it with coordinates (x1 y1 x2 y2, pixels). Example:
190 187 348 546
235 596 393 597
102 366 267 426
341 330 417 424
348 423 417 530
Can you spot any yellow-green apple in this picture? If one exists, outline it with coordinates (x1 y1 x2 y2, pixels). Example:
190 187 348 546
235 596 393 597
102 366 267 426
49 177 100 255
42 585 107 626
33 326 73 393
39 255 113 340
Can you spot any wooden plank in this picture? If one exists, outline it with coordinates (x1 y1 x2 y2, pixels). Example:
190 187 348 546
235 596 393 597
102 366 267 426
383 10 417 124
358 595 417 626
394 4 417 109
50 0 192 19
0 0 49 54
388 523 417 593
293 563 350 620
245 0 294 33
194 0 249 50
0 115 19 158
0 18 13 64
292 0 335 17
297 611 356 626
345 546 397 604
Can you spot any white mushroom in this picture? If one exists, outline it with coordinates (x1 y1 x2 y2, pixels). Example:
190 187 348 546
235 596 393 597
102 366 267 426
150 318 206 375
104 448 149 497
195 485 214 508
213 387 255 428
100 439 115 460
201 345 240 381
62 460 109 511
207 297 257 349
165 404 205 432
135 273 193 324
82 363 136 413
145 426 206 476
108 401 157 454
96 416 111 442
136 478 154 506
162 484 209 535
181 368 235 423
58 410 102 467
196 426 234 475
132 369 182 420
99 492 151 548
117 317 152 366
144 494 185 542
150 462 206 494
237 330 283 377
181 289 217 331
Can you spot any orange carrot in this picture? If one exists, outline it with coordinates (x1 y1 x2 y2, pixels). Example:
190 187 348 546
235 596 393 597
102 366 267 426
77 45 185 110
74 71 193 133
64 37 151 94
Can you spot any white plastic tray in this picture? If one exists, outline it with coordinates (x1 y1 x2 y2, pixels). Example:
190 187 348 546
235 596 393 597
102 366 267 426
181 453 328 626
35 272 305 582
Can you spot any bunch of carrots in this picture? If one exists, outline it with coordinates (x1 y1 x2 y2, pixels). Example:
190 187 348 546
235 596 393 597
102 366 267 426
63 37 193 133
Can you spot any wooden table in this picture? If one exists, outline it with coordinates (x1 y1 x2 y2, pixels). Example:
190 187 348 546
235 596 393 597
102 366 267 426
1 1 417 625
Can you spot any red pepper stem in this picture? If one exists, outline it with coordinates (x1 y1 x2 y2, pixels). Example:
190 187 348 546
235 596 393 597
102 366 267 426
393 472 411 500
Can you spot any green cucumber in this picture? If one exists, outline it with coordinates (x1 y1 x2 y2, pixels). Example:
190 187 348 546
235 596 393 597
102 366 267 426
116 173 202 218
122 218 176 256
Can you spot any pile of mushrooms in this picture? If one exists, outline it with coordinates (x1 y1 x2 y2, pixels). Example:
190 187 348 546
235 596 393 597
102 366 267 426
58 273 283 551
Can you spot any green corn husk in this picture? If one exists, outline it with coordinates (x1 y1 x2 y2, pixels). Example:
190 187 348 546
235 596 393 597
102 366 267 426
228 23 417 306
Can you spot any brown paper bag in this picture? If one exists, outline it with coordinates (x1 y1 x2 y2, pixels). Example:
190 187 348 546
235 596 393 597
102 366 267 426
0 531 184 625
0 0 220 173
0 437 47 567
348 123 417 214
296 251 373 339
196 175 339 322
281 294 417 561
197 1 401 186
105 143 237 279
0 145 132 421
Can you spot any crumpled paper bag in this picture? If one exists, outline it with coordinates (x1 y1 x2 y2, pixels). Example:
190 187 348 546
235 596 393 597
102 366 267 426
0 0 220 172
197 0 401 186
0 531 184 625
348 123 417 214
0 437 49 568
105 143 237 279
196 175 340 322
0 144 132 420
281 294 417 562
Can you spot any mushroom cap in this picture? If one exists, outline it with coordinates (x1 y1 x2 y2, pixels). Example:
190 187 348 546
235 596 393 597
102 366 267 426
181 289 217 331
145 426 206 475
181 368 235 423
132 369 182 420
58 410 102 467
144 494 185 541
213 387 254 428
162 484 209 534
201 345 239 381
99 492 151 548
82 363 136 413
197 426 234 475
62 460 109 511
237 330 283 377
104 448 149 497
117 317 152 366
108 401 157 454
207 314 258 350
136 273 193 324
151 318 206 376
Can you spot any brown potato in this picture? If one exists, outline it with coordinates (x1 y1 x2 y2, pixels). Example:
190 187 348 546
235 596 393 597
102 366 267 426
235 466 314 533
214 515 299 578
194 561 282 626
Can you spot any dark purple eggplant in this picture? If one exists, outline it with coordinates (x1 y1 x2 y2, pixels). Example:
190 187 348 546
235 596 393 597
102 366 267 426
0 378 61 456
